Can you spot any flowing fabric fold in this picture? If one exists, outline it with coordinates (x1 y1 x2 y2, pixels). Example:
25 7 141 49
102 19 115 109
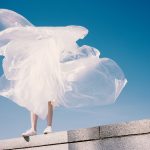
0 9 127 119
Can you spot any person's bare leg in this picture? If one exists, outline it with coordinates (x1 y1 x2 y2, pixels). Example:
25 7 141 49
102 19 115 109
47 101 53 126
31 112 38 131
43 101 53 134
22 112 38 136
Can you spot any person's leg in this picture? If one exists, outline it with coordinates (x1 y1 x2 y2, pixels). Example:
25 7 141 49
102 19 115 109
22 112 38 136
47 101 53 126
31 112 38 131
43 101 53 134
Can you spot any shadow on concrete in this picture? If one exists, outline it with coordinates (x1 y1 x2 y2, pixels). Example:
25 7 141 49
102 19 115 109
23 136 30 142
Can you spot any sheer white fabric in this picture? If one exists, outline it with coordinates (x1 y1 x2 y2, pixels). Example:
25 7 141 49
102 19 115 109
0 9 127 119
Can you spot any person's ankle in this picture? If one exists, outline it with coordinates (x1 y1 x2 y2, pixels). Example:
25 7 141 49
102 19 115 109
31 127 37 131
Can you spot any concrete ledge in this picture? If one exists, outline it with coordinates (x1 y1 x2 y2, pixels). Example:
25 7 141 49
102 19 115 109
100 119 150 138
0 119 150 150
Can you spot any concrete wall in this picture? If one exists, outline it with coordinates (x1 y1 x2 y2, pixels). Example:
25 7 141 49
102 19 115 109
0 119 150 150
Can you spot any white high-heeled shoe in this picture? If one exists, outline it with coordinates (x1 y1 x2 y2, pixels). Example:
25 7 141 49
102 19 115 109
43 126 52 134
22 128 37 137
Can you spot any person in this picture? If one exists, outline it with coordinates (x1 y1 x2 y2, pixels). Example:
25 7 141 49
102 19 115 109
0 9 127 137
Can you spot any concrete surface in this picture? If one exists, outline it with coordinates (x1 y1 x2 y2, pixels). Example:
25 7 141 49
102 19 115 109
0 119 150 150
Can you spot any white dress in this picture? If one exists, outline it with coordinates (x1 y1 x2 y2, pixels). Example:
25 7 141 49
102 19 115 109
0 9 127 119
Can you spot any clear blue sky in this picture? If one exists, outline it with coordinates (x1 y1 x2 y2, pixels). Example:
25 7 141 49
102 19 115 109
0 0 150 140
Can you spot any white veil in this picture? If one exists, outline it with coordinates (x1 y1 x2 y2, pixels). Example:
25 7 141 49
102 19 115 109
0 9 127 119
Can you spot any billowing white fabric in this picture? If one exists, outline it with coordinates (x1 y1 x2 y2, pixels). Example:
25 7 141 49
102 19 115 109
0 9 127 119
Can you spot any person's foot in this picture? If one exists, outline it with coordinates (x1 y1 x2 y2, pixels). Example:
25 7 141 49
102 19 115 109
43 126 52 134
22 128 37 137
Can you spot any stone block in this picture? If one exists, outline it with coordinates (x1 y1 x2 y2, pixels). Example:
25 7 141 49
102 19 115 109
68 126 99 142
100 119 150 138
101 134 150 150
